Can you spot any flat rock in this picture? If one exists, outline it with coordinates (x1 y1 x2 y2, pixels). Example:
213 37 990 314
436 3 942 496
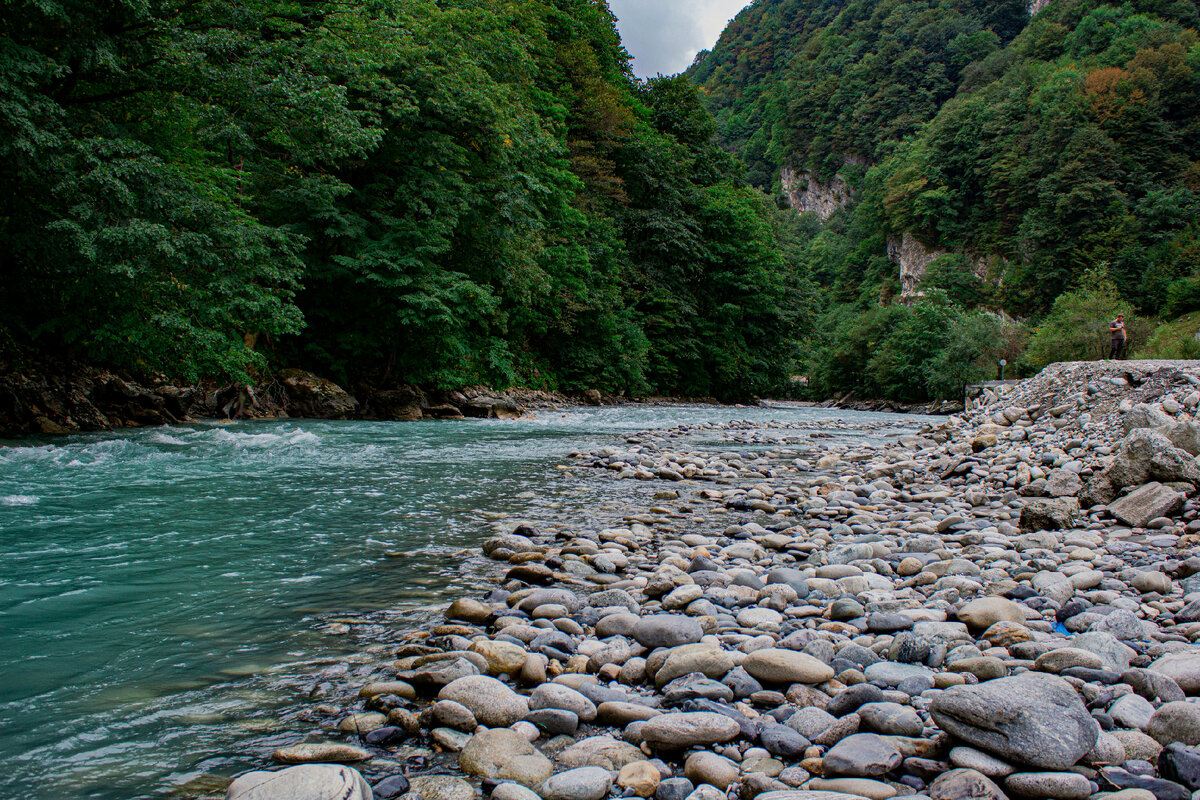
1108 482 1185 528
640 712 741 750
226 765 371 800
957 597 1024 629
272 742 369 764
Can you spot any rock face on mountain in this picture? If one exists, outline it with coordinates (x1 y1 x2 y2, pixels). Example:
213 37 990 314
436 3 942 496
780 166 854 222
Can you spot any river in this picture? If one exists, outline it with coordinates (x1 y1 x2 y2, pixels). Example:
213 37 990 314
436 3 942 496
0 405 933 799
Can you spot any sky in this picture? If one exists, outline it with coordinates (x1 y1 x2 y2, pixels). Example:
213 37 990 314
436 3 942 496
608 0 752 78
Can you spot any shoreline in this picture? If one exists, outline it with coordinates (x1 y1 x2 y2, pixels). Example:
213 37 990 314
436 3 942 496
0 364 959 441
218 360 1200 800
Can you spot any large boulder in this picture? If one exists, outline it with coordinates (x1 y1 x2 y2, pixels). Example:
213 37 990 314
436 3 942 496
930 673 1099 769
1082 428 1200 506
1124 403 1174 433
1107 482 1186 528
226 765 371 800
368 384 424 421
278 369 357 419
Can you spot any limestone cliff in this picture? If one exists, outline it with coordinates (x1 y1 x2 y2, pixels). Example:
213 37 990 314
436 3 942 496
886 232 990 299
780 167 852 221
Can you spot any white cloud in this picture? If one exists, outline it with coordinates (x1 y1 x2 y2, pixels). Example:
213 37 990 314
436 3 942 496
609 0 751 78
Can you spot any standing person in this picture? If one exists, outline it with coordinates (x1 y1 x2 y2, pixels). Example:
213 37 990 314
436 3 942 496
1109 313 1127 359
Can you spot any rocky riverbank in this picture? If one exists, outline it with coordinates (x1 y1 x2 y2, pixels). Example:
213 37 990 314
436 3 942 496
225 360 1200 800
0 364 955 439
0 366 577 437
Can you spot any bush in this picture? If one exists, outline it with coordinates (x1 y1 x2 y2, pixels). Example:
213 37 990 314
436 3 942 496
925 312 1029 398
1027 271 1146 366
1164 277 1200 318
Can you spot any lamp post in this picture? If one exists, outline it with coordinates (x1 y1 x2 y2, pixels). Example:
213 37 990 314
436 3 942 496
999 359 1007 381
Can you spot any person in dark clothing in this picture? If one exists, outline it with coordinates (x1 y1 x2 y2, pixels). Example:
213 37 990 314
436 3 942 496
1109 314 1127 359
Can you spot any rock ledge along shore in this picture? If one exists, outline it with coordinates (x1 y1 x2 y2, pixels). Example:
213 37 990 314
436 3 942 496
228 360 1200 800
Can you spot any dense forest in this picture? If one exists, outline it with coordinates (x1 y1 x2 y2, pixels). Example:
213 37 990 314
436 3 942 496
6 0 1200 408
1 0 813 401
691 0 1200 401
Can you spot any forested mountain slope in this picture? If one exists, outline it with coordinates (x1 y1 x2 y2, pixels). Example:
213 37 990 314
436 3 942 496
1 0 813 402
691 0 1200 401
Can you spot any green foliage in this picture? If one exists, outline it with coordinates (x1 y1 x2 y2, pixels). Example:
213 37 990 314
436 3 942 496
1 0 818 398
925 312 1028 398
692 0 1200 401
1026 270 1142 366
804 295 1013 401
1164 276 1200 317
1140 313 1200 359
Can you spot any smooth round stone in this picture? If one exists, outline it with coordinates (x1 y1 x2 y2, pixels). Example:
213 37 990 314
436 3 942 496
447 598 494 624
618 761 661 798
1109 694 1155 731
1132 572 1172 594
1147 702 1200 746
597 701 661 726
538 767 613 800
1148 651 1200 693
856 702 923 737
633 615 704 649
1005 771 1092 799
372 774 411 800
525 708 579 736
358 680 417 700
830 598 865 621
684 751 740 790
470 640 527 674
866 613 913 633
491 784 542 800
654 777 694 800
958 597 1026 628
530 683 598 722
337 712 387 734
806 777 898 799
459 729 553 787
737 607 785 629
743 648 834 685
557 735 646 770
948 656 1006 681
439 675 529 727
822 733 902 777
432 700 477 731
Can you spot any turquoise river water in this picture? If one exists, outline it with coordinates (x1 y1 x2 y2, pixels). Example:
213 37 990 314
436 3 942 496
0 405 930 799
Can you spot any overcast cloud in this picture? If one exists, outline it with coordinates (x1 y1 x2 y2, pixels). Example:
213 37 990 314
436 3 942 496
609 0 751 78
